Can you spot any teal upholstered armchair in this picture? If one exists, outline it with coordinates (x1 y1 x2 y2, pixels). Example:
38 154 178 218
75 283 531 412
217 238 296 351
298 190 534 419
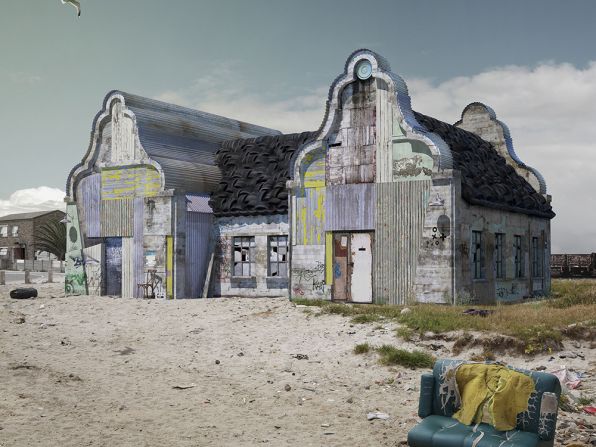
407 359 561 447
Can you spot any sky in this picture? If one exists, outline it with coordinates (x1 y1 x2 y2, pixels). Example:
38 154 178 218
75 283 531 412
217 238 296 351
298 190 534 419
1 0 596 252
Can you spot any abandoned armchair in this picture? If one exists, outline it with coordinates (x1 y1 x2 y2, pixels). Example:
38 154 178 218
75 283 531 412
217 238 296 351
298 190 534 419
407 359 561 447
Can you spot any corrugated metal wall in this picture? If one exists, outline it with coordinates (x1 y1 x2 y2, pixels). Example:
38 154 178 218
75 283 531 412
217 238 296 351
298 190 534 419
295 187 326 245
83 243 103 295
78 174 101 238
325 183 376 231
185 211 213 297
133 197 144 298
374 180 430 304
121 237 135 298
100 198 134 237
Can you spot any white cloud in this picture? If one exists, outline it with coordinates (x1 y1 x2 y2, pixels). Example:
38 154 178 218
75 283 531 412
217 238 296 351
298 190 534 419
406 62 596 253
156 61 596 252
0 187 65 217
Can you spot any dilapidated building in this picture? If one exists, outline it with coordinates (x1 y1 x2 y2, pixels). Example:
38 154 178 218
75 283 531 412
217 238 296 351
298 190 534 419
68 49 554 304
208 49 554 304
65 91 278 297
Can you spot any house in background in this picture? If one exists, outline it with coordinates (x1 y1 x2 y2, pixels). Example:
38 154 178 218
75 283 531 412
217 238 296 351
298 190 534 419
65 91 279 297
208 49 554 304
0 210 65 268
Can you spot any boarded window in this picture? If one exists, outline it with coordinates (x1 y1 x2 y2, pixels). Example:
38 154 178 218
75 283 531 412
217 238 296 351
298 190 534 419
233 236 255 277
11 226 18 237
514 235 524 278
0 226 7 237
268 235 288 277
0 247 8 256
472 231 483 279
495 233 505 279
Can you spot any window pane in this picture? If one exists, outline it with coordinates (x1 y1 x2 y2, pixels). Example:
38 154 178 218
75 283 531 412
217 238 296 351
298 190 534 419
234 262 242 276
279 263 287 278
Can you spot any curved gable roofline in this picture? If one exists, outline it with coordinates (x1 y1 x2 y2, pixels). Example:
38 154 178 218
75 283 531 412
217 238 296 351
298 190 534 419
454 102 547 194
292 49 453 183
66 90 280 198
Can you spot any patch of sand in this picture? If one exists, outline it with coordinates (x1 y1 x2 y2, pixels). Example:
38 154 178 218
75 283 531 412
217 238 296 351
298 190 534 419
0 283 593 446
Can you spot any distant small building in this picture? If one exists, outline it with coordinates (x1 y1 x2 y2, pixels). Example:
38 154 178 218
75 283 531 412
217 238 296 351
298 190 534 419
0 210 65 267
551 253 596 278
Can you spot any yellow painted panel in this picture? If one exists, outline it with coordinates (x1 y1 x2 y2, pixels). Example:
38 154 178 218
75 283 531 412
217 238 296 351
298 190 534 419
166 236 174 299
101 166 161 200
325 232 333 285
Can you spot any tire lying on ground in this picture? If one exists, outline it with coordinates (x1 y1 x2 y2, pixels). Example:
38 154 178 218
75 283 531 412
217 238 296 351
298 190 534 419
9 288 38 299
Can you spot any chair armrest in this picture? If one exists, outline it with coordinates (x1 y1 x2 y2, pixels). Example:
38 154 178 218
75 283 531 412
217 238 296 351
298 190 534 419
538 392 559 442
418 373 435 418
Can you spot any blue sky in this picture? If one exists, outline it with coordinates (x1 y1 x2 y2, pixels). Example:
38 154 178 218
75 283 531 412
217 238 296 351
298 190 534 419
1 0 596 251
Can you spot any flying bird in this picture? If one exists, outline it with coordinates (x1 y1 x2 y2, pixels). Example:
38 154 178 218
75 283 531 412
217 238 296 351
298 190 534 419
61 0 81 17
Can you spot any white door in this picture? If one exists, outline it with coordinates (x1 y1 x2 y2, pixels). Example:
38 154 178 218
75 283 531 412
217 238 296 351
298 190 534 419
350 233 372 303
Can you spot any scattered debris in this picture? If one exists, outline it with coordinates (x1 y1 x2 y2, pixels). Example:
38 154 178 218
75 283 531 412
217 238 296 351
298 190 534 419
114 347 135 355
284 384 291 392
400 308 411 315
215 360 220 365
367 412 390 421
9 288 38 299
551 367 582 389
462 308 493 317
583 406 596 415
172 383 197 390
291 354 309 360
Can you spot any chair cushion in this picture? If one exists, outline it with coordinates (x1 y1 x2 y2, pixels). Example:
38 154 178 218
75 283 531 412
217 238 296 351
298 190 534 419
408 415 540 447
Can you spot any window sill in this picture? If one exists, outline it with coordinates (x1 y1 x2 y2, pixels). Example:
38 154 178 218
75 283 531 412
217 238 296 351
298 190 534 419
231 276 256 279
266 276 288 280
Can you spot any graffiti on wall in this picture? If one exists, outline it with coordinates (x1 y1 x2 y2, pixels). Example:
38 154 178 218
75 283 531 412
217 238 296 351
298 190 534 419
496 283 519 301
65 203 87 296
425 226 448 248
292 261 326 296
101 166 161 200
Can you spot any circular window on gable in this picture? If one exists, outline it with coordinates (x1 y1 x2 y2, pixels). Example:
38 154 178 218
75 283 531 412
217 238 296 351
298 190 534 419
355 60 373 80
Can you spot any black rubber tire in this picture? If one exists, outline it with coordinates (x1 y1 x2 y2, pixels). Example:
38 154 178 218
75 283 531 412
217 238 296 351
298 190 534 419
9 288 38 299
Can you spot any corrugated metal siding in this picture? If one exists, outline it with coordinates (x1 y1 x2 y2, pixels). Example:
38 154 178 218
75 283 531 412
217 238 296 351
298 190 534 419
295 187 326 245
185 211 213 297
325 183 376 231
122 237 135 298
100 198 134 237
79 173 101 238
133 197 144 298
374 180 430 304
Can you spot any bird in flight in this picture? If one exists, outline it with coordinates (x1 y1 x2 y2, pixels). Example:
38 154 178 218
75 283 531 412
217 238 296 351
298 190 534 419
61 0 81 17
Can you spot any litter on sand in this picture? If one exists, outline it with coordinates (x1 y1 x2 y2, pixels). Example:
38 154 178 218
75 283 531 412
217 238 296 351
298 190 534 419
172 383 197 390
367 412 390 420
551 367 582 390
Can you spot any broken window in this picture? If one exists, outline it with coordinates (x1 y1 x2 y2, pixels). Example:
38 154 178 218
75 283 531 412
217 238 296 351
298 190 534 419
233 236 255 277
514 235 524 278
532 237 542 278
495 233 505 279
11 226 18 237
0 225 7 238
268 235 288 277
0 247 7 256
472 231 483 279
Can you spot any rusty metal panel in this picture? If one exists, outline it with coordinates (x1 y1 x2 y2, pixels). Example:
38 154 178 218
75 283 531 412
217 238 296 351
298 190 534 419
78 173 101 238
100 198 134 237
325 183 375 231
295 187 326 245
185 211 213 297
374 180 430 304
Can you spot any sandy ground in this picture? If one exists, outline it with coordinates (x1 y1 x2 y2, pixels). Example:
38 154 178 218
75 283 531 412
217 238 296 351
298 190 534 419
1 282 594 447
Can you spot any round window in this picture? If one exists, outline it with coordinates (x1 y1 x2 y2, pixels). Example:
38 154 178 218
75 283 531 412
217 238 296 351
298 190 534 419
355 60 373 80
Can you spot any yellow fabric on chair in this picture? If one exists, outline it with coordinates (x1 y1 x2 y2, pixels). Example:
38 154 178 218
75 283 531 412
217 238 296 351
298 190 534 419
453 364 535 431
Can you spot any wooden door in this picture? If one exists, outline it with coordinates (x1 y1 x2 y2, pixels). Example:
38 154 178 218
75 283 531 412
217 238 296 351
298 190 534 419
332 233 350 301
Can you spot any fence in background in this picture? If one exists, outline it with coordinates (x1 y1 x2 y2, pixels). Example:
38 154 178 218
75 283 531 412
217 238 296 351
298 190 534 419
0 259 65 272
